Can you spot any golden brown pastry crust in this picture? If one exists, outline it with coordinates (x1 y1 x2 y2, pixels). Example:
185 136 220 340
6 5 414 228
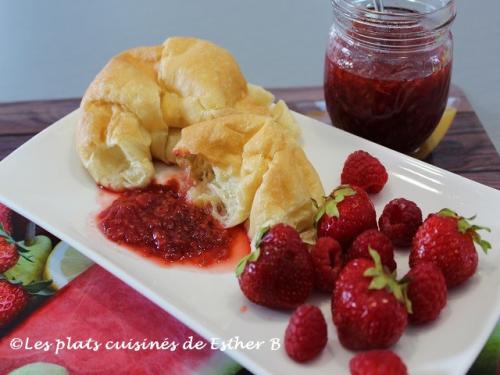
77 46 165 190
173 112 324 239
77 36 324 239
248 144 325 241
173 113 274 226
76 101 154 190
158 37 248 126
77 37 298 191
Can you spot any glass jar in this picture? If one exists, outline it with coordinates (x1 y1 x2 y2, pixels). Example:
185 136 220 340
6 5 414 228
324 0 455 154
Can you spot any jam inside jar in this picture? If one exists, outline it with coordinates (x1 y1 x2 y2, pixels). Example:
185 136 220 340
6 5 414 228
324 0 456 154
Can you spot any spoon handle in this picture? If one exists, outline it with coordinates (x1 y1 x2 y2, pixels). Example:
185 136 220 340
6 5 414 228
373 0 385 12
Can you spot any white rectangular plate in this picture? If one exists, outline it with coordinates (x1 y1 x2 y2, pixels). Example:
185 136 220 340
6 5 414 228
0 109 499 375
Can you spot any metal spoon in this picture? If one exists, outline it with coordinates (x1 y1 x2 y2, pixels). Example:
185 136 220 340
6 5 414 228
24 221 36 246
372 0 384 12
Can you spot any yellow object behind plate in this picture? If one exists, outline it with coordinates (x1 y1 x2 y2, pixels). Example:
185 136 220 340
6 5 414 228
43 242 94 290
412 107 457 160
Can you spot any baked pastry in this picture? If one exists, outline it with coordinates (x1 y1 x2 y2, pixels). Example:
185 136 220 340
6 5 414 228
76 46 164 190
173 113 324 239
173 113 274 227
77 37 298 190
247 139 325 242
77 36 324 240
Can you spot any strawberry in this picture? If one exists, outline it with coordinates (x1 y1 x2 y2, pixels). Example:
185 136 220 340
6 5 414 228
316 185 377 249
410 208 491 288
0 204 13 233
284 304 327 362
0 204 18 273
332 249 409 350
403 262 447 324
350 350 408 375
0 279 53 328
310 237 343 293
346 229 396 272
379 198 422 247
341 150 388 194
236 224 314 309
0 241 17 273
0 279 28 327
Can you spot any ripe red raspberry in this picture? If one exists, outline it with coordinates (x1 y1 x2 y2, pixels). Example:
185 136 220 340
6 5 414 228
404 262 447 324
346 229 396 272
341 150 388 194
379 198 422 247
310 237 343 293
350 350 408 375
285 304 327 362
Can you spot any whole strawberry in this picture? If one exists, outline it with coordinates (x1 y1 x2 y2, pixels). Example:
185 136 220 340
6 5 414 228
285 304 327 362
0 241 17 273
236 224 314 309
0 205 18 273
332 249 409 350
341 150 388 194
410 209 491 288
0 204 13 233
350 350 408 375
0 279 28 327
310 237 343 293
316 185 377 249
403 262 447 324
346 229 396 272
379 198 422 247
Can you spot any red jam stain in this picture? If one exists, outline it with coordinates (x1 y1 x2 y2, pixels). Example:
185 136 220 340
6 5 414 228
97 180 250 270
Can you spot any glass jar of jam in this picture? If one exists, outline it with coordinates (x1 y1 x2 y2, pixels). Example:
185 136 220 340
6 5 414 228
324 0 456 153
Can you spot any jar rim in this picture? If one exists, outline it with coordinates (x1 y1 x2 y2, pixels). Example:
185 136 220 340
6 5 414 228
330 0 456 50
332 0 456 20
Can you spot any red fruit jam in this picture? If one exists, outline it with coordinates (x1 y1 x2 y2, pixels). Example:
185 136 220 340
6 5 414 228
324 0 455 153
97 180 249 268
324 56 451 153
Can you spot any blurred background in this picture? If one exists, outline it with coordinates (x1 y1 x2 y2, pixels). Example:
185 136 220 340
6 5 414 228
0 0 498 149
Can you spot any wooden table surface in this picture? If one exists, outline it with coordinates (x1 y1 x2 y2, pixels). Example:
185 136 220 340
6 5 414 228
0 85 499 192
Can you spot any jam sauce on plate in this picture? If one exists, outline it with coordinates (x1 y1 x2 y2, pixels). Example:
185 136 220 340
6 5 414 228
97 180 249 268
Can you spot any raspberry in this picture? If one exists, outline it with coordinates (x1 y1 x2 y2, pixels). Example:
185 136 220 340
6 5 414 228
350 350 407 375
346 229 396 272
404 262 447 324
341 150 388 194
310 237 343 293
284 304 327 362
379 198 422 247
